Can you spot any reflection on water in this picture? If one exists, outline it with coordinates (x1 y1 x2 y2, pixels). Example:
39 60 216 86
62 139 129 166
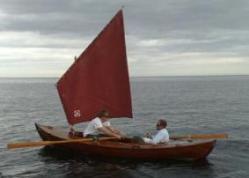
37 146 213 178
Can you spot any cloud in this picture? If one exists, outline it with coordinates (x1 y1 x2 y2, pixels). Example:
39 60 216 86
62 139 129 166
0 0 249 77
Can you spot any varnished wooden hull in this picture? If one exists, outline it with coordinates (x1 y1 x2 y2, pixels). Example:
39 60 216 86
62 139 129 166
35 123 216 161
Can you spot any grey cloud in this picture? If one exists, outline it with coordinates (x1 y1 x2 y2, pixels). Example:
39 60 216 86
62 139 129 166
1 0 249 76
2 0 249 35
0 0 123 36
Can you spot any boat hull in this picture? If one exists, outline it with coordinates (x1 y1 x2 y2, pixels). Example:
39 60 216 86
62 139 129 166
35 123 216 161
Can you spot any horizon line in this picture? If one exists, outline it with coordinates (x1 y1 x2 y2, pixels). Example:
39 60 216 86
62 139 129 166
0 74 249 79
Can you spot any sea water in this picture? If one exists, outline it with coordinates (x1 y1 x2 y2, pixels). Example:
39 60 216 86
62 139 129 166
0 76 249 178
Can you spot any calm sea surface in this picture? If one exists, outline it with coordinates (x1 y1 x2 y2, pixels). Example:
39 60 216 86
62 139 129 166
0 76 249 178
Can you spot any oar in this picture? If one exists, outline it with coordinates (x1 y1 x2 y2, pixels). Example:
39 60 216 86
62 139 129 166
7 137 117 149
170 133 228 140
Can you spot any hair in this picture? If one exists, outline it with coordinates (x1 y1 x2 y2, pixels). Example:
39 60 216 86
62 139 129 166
97 110 109 118
158 119 167 128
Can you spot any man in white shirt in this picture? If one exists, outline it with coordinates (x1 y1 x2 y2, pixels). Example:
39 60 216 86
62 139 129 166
83 110 124 139
143 119 169 144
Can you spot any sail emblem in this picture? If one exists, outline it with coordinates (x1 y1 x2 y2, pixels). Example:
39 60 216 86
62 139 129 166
73 110 81 118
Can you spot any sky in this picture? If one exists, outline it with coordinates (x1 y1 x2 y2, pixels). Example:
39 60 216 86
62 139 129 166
0 0 249 77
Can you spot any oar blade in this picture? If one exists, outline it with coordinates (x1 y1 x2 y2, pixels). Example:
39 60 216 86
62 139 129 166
190 133 228 139
7 141 54 149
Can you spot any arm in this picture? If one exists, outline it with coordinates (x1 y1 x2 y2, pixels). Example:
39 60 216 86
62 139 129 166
143 137 154 144
69 124 75 133
97 127 121 139
151 130 169 144
143 135 163 144
105 126 126 137
151 134 164 144
143 130 169 144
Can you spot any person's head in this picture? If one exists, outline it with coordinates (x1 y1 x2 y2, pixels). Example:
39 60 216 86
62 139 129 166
97 110 110 121
156 119 167 130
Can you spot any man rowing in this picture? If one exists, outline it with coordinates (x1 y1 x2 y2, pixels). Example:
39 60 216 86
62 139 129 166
83 110 124 139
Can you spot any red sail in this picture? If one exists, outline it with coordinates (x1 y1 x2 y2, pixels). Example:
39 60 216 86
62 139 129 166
57 10 133 125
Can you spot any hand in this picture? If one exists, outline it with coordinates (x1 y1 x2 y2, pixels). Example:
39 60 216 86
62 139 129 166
112 129 126 138
119 132 127 138
145 132 152 138
69 125 75 132
115 134 122 139
113 129 122 135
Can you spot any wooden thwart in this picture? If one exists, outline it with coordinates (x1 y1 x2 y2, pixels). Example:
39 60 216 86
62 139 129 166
7 137 117 149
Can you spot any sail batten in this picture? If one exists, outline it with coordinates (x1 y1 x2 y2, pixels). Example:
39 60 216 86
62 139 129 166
57 10 133 124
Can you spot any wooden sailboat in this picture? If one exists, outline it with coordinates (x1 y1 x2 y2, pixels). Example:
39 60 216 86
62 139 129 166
35 10 216 161
35 123 216 161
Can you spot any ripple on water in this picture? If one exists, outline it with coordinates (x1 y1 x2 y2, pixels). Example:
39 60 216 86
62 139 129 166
1 76 249 177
